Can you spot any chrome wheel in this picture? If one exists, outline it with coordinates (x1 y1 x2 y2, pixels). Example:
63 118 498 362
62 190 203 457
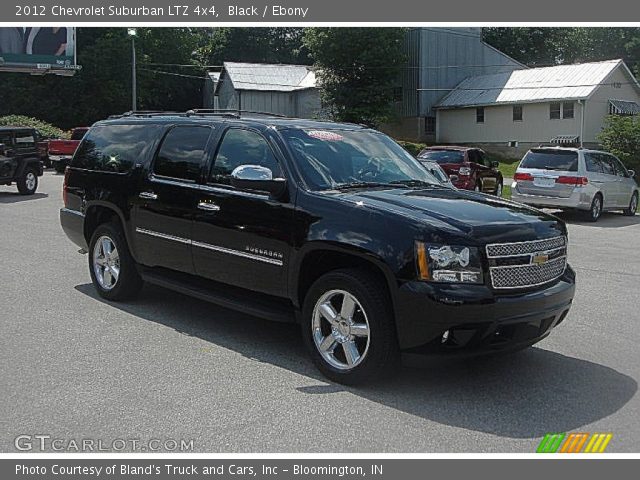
630 194 638 214
25 172 36 191
591 196 602 220
495 182 503 197
92 235 120 290
312 289 370 371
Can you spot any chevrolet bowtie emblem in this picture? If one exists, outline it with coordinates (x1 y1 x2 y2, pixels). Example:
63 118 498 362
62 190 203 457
531 252 550 265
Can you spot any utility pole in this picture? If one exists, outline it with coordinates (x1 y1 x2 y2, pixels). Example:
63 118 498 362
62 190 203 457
127 28 137 111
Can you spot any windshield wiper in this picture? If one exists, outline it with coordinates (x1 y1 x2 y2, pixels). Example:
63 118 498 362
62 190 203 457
333 181 409 190
390 179 444 188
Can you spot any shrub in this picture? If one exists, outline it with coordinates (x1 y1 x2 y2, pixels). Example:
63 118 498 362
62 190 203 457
597 115 640 172
0 115 68 139
398 141 428 157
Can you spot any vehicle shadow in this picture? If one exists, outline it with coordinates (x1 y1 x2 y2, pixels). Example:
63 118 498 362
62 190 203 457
553 210 640 228
75 282 637 440
0 192 49 204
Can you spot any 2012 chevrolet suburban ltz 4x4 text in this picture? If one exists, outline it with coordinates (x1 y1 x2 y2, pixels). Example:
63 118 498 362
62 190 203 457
60 111 576 384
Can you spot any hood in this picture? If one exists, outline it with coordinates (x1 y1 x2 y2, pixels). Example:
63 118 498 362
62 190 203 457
329 187 565 245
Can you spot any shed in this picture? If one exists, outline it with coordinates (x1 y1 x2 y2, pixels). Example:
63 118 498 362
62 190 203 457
203 62 321 118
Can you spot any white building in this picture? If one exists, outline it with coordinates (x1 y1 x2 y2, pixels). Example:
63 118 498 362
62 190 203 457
203 62 321 118
435 59 640 156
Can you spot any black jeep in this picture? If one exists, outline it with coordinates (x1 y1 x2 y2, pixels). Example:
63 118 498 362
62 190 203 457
0 127 44 195
60 111 575 384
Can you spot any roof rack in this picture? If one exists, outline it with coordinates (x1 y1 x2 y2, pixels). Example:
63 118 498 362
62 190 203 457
186 109 287 118
108 109 290 120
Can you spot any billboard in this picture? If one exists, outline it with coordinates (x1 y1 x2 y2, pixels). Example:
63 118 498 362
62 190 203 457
0 27 79 76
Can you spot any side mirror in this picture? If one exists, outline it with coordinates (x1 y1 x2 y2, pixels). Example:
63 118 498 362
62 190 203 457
230 165 286 197
628 169 635 178
490 160 500 168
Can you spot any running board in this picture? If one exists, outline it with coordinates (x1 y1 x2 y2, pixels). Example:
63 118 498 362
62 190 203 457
140 267 296 324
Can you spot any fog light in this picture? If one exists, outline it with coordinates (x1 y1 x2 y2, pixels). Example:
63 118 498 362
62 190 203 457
441 330 450 344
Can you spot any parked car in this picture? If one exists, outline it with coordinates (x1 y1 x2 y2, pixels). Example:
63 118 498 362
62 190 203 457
417 146 503 196
48 127 89 173
34 130 51 167
60 112 575 384
511 147 639 222
0 126 43 195
416 158 455 187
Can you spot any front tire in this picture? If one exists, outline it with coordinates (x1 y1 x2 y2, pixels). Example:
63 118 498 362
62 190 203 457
88 222 142 301
494 180 503 197
301 269 399 385
16 168 38 195
623 192 638 216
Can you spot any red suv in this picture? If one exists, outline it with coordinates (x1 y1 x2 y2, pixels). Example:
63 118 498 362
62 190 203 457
417 146 503 196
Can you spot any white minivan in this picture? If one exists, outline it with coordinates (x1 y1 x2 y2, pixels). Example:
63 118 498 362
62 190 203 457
511 147 638 222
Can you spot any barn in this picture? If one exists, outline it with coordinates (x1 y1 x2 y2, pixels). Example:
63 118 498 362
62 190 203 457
203 62 321 118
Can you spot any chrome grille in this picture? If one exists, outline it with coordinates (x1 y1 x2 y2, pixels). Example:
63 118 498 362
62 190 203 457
486 236 566 258
487 236 567 289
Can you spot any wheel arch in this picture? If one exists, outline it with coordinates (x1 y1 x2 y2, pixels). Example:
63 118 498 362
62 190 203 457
83 202 133 253
292 244 398 316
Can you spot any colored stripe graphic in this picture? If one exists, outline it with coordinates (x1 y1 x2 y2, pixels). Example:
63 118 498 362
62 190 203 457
537 433 566 453
537 433 613 453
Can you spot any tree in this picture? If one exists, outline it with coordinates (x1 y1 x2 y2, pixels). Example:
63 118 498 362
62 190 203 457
303 28 406 126
598 115 640 172
483 27 640 73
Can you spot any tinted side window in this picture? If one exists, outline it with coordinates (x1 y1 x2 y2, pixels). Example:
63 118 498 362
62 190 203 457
585 153 603 173
154 126 212 181
14 132 35 149
600 154 616 175
72 125 158 173
609 155 628 177
0 132 14 147
210 129 282 185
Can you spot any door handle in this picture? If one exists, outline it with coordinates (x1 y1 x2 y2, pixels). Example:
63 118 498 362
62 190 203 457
198 201 220 212
139 191 158 200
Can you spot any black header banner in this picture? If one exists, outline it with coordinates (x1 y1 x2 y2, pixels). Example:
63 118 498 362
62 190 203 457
3 0 640 23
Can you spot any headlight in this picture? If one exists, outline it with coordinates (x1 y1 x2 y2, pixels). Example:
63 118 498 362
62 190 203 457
415 242 483 284
458 166 472 176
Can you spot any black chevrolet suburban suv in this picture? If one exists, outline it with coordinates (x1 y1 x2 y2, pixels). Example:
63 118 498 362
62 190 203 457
60 111 575 384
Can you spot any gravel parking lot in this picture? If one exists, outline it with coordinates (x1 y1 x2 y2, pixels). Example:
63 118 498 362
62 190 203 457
1 171 639 452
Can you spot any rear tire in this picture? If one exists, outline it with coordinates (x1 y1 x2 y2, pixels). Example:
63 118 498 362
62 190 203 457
88 222 143 301
301 268 399 385
623 192 638 216
584 194 603 222
16 168 38 195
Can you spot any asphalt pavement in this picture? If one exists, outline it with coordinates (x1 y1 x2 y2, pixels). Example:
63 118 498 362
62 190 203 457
1 171 639 452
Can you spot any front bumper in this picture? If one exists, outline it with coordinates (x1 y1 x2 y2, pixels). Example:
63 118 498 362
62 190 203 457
510 182 593 210
452 177 474 190
394 266 575 353
49 155 71 163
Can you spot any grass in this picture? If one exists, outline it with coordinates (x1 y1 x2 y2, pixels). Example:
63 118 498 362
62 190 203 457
501 184 512 199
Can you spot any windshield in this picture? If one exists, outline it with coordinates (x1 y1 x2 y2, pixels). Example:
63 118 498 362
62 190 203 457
281 128 438 191
520 150 579 171
418 150 465 164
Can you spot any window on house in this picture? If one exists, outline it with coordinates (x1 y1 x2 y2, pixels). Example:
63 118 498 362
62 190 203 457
550 102 561 119
476 107 485 123
425 116 436 134
513 105 523 122
563 102 574 119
